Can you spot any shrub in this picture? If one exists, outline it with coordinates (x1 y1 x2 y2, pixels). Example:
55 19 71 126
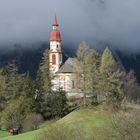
36 124 92 140
95 111 140 140
0 97 27 129
22 113 43 132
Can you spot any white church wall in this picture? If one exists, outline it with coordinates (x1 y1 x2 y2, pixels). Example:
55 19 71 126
51 73 78 94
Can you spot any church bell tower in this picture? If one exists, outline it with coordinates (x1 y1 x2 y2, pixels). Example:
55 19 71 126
49 15 62 73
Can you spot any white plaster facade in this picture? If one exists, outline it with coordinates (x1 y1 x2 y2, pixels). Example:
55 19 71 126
51 73 77 93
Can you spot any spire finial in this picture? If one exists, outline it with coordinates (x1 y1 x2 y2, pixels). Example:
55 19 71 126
53 14 58 26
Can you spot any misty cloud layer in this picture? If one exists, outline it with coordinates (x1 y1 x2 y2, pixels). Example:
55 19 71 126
0 0 140 52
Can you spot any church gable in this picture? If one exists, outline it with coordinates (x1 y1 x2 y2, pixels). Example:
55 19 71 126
57 58 76 73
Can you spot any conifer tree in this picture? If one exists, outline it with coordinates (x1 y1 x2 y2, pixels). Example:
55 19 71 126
51 89 69 118
84 49 100 95
99 47 124 110
34 69 44 113
76 42 100 105
100 47 115 74
36 49 69 119
0 63 24 111
22 74 36 112
6 60 23 98
40 49 52 95
76 42 90 106
36 49 53 118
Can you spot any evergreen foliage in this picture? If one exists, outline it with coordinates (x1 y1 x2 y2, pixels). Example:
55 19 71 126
84 49 100 96
0 61 39 130
51 90 69 118
39 49 52 95
100 47 115 73
5 61 23 99
0 43 138 134
36 49 69 119
76 42 101 106
99 47 124 110
75 45 124 110
76 42 92 106
35 49 52 118
22 74 37 112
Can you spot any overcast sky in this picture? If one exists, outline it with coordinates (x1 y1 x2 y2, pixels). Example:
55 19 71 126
0 0 140 52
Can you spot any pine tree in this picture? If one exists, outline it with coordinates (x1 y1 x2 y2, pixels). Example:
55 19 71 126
99 47 124 110
51 90 69 118
75 42 101 106
35 49 69 119
22 74 36 112
40 49 52 95
35 49 53 118
100 47 115 74
84 49 100 95
5 60 23 99
75 42 90 106
34 69 45 113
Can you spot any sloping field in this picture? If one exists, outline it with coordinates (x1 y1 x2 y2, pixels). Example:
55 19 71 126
0 107 110 140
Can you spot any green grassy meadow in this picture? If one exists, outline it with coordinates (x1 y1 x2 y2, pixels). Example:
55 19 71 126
0 131 9 139
0 107 110 140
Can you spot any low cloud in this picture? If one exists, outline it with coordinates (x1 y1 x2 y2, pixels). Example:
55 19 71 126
0 0 140 52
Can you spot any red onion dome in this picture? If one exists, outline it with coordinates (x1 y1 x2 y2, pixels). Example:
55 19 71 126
50 29 61 41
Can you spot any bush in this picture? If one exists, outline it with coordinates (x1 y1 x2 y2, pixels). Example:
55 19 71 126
36 124 92 140
0 97 27 129
95 111 140 140
22 113 43 132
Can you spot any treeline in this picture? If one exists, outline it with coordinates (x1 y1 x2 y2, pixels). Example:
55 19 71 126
0 42 139 132
0 49 69 132
73 42 140 109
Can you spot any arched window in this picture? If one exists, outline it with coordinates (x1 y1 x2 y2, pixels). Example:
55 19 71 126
52 54 56 65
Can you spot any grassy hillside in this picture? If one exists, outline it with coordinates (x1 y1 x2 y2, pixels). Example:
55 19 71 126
0 107 110 140
0 131 9 139
0 120 55 140
0 129 41 140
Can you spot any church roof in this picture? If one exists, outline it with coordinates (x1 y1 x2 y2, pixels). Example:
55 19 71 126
57 58 76 73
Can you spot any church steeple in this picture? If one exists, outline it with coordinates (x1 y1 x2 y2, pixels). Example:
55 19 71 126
49 15 62 73
50 14 61 42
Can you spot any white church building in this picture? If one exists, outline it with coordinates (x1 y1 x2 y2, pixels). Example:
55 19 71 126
49 15 81 96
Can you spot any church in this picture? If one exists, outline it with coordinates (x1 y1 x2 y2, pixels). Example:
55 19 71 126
49 15 81 96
